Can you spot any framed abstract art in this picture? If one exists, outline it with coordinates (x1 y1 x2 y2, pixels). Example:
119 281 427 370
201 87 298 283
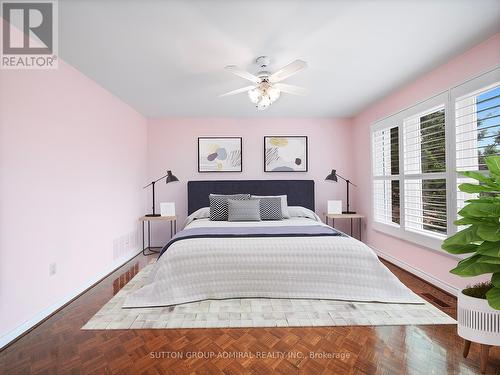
264 136 308 172
198 137 242 172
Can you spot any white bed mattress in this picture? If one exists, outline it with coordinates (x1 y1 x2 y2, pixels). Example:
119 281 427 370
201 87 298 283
124 215 421 307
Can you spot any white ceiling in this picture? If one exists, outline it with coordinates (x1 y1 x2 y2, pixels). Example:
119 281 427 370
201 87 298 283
59 0 500 117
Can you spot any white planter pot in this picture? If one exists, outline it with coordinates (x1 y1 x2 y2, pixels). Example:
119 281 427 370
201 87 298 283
458 291 500 346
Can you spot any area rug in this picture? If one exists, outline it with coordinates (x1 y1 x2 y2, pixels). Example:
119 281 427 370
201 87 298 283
82 264 456 330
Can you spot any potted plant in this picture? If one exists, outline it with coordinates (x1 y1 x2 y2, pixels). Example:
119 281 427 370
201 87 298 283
441 155 500 373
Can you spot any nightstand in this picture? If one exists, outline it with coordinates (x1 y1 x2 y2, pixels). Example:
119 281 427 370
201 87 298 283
325 213 364 241
139 216 177 255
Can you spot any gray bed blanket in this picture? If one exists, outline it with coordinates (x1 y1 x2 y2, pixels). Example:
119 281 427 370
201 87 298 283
158 225 344 258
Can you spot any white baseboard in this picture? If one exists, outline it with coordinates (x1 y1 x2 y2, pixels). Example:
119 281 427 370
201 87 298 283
369 244 459 297
0 248 142 350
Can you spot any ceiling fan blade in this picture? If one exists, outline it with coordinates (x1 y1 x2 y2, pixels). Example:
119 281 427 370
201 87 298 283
269 59 307 82
274 83 308 96
219 85 255 97
225 65 261 84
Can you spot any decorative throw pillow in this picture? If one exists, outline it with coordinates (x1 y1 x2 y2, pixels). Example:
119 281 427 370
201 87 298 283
251 195 290 218
259 197 284 220
209 194 250 221
227 199 261 221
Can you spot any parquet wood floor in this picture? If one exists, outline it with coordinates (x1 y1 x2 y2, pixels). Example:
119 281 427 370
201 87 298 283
1 254 499 374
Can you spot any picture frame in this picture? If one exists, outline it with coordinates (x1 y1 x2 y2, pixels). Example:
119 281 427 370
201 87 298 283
198 137 242 172
264 136 308 172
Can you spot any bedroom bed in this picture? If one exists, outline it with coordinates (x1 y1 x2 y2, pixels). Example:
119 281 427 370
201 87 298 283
123 180 421 308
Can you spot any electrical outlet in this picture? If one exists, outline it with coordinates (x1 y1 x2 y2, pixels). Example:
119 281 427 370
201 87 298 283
49 262 57 276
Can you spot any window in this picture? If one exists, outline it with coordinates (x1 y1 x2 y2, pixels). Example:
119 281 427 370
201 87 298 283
371 67 499 251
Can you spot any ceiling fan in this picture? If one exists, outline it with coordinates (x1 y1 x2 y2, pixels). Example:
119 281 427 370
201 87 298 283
220 56 308 110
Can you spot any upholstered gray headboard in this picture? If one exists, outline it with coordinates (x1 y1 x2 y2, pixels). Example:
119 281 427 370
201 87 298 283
187 180 315 215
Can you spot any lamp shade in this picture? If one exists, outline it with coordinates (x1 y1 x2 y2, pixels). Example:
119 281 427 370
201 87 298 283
166 170 179 183
325 169 338 182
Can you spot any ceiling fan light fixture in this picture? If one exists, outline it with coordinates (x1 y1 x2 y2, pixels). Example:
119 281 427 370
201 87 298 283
248 88 261 104
250 83 280 110
257 102 270 111
258 94 271 108
268 86 280 102
221 57 307 111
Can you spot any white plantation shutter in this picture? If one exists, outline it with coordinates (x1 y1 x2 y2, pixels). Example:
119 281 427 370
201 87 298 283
372 126 400 226
373 180 390 223
456 95 479 172
373 127 395 177
403 106 447 236
403 112 423 232
454 81 500 215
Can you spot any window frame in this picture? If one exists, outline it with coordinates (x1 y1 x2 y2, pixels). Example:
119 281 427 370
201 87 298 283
370 66 500 254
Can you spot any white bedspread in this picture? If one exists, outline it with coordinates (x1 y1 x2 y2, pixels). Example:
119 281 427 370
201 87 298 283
124 216 421 307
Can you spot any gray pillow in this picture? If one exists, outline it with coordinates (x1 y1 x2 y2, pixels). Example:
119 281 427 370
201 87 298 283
209 194 250 221
227 199 261 221
258 197 284 220
251 195 290 218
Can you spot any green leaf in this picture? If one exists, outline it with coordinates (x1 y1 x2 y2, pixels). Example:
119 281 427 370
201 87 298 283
465 197 500 204
486 156 500 177
460 171 499 187
450 254 500 276
454 217 493 226
446 156 500 286
477 255 500 264
441 242 478 254
441 226 481 252
458 203 500 218
491 272 500 288
459 183 500 193
476 222 500 242
486 286 500 310
476 241 500 257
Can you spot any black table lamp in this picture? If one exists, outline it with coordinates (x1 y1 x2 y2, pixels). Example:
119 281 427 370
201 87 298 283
325 169 357 214
144 170 179 217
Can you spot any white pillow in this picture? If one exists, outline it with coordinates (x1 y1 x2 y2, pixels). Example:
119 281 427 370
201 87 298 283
184 207 210 227
288 206 322 222
251 195 290 218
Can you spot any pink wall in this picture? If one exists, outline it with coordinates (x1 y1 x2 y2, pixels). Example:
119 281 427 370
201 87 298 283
351 33 500 291
0 60 148 341
147 118 354 245
1 19 497 347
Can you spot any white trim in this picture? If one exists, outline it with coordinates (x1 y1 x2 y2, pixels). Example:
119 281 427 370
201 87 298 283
0 248 143 350
445 89 456 236
370 244 459 296
372 221 447 253
450 68 500 99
